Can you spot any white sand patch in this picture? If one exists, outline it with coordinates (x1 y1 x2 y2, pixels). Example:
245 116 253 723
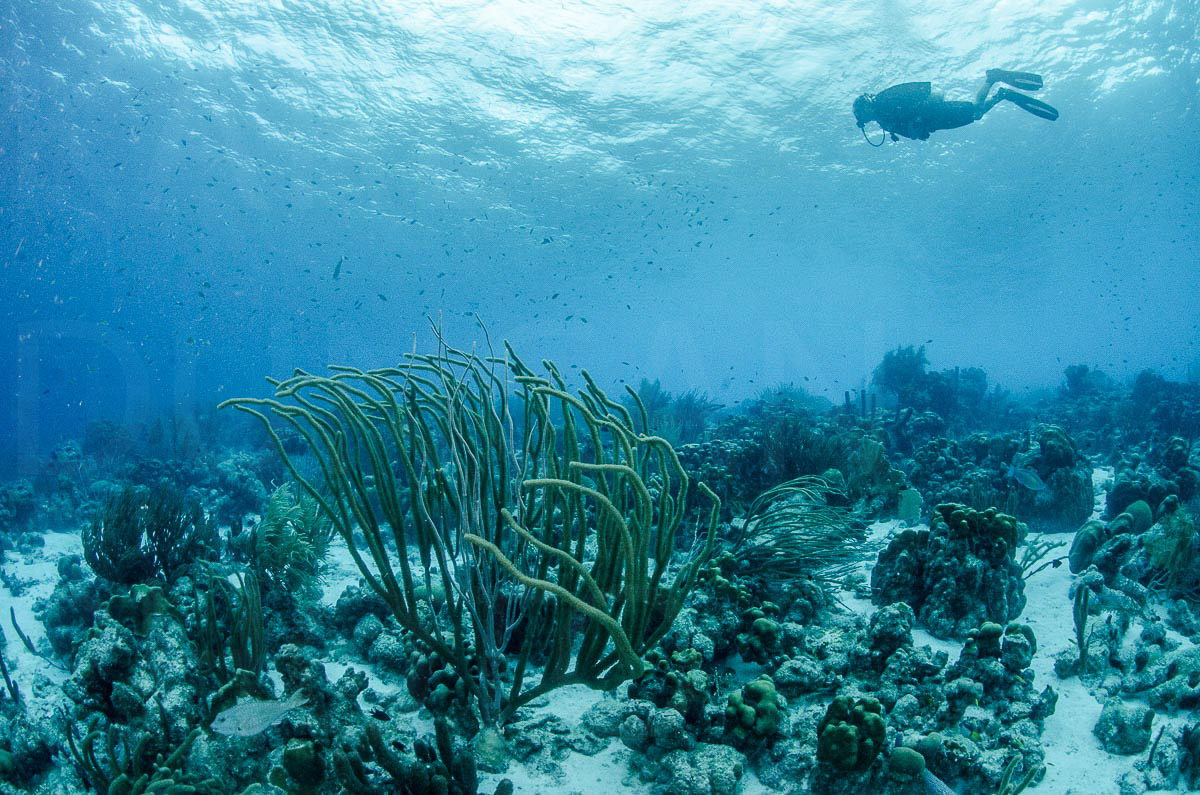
471 684 773 795
316 542 426 708
483 737 629 795
1020 529 1129 793
0 531 78 720
477 685 619 795
1011 464 1160 793
1019 546 1190 794
865 518 905 550
320 539 370 608
323 652 408 700
840 519 911 616
319 535 438 609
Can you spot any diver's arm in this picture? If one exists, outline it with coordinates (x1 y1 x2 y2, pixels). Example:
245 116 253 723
888 116 930 140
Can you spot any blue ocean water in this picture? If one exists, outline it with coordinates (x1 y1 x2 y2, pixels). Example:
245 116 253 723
2 0 1197 472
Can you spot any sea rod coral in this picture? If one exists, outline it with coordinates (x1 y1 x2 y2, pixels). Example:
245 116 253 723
221 334 719 729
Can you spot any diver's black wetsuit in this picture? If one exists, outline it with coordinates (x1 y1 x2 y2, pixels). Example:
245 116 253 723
871 82 977 140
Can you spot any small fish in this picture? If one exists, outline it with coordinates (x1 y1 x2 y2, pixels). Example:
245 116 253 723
369 708 389 721
1009 464 1047 491
210 690 309 737
333 257 343 280
923 768 956 795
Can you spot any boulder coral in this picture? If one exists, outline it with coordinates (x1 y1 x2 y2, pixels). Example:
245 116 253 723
815 695 886 772
872 504 1026 639
1010 424 1094 533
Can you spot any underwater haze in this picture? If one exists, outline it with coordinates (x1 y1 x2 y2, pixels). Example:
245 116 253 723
7 4 1200 795
2 0 1199 472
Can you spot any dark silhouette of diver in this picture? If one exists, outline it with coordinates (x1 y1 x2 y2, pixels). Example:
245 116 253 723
853 69 1059 144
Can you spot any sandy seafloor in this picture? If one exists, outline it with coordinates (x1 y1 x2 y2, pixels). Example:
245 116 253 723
0 466 1191 794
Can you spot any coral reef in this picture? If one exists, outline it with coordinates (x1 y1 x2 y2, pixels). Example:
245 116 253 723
815 695 885 772
7 346 1200 795
222 343 720 727
872 504 1027 639
252 483 335 598
1009 424 1094 532
1093 700 1154 755
82 484 217 586
1065 503 1200 629
35 554 110 657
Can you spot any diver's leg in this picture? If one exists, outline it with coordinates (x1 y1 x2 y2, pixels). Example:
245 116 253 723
973 81 1003 119
974 76 996 106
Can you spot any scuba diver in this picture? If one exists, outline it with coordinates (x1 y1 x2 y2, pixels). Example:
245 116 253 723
853 68 1059 144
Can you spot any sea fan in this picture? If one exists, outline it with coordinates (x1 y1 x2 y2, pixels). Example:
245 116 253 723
253 483 335 598
727 476 865 583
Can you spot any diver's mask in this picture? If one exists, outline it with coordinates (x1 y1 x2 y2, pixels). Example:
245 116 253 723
853 93 875 128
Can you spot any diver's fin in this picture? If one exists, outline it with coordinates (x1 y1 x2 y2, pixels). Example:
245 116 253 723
998 88 1059 121
986 69 1044 91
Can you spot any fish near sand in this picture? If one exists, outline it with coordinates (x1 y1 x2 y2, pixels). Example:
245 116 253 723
891 739 958 794
1008 464 1047 491
923 767 958 794
210 690 310 737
